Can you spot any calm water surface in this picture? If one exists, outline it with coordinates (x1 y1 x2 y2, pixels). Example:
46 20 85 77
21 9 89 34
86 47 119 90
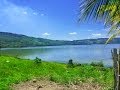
1 44 120 66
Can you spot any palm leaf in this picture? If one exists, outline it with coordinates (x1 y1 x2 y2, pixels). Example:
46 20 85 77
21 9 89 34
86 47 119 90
79 0 120 43
106 29 120 44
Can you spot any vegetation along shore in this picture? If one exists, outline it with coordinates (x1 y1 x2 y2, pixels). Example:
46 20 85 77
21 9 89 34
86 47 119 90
0 56 113 90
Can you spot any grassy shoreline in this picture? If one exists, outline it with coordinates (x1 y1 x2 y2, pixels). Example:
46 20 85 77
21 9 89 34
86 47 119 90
0 56 113 90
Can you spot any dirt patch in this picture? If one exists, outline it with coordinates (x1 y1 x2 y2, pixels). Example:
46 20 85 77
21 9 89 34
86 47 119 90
12 79 103 90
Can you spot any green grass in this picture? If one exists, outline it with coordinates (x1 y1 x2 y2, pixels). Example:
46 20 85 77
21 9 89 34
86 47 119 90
0 56 113 90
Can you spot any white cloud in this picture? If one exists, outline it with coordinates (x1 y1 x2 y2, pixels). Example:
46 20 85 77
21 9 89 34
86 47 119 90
104 28 110 31
0 0 46 35
22 11 28 15
92 33 101 36
33 12 38 15
69 32 77 35
42 33 50 36
91 33 102 37
88 30 92 31
40 13 44 16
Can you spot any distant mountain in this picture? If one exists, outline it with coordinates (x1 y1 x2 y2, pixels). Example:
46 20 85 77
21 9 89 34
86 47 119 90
0 32 72 48
0 32 120 48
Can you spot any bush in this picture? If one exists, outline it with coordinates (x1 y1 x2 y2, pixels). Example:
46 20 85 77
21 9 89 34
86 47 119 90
34 57 42 64
90 61 104 67
67 59 74 68
75 63 81 67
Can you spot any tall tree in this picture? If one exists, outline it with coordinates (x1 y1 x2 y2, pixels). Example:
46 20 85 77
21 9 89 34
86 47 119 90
79 0 120 43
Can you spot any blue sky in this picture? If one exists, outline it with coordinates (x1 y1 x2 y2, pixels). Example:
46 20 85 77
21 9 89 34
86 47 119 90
0 0 109 40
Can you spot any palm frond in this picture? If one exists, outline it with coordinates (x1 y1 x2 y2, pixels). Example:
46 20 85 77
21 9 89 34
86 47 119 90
106 29 120 44
79 0 120 43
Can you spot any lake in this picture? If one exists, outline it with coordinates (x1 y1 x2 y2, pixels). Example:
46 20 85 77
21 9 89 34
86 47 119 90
0 44 120 66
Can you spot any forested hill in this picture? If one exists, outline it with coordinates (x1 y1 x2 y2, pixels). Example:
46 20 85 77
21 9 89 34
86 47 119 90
0 32 73 48
0 32 120 48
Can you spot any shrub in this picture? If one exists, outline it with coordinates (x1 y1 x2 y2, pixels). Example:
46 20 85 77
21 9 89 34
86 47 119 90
67 59 74 68
34 57 42 64
75 63 81 67
90 61 104 67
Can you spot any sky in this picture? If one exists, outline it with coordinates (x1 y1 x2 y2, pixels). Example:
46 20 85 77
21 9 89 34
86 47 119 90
0 0 109 40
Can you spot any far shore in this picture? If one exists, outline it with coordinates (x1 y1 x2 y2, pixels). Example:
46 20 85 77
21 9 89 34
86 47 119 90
1 43 120 49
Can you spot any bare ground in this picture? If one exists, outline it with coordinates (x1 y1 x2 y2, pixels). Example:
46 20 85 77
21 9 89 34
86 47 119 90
12 79 103 90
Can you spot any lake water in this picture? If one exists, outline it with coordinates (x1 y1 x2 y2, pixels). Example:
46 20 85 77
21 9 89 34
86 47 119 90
0 44 120 66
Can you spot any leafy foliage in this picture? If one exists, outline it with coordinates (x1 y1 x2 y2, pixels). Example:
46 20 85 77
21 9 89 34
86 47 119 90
34 57 42 64
67 59 74 68
91 61 104 67
79 0 120 42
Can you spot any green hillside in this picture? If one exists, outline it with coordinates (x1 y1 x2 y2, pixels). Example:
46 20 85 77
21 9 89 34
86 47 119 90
0 32 120 48
0 32 70 48
0 56 113 90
